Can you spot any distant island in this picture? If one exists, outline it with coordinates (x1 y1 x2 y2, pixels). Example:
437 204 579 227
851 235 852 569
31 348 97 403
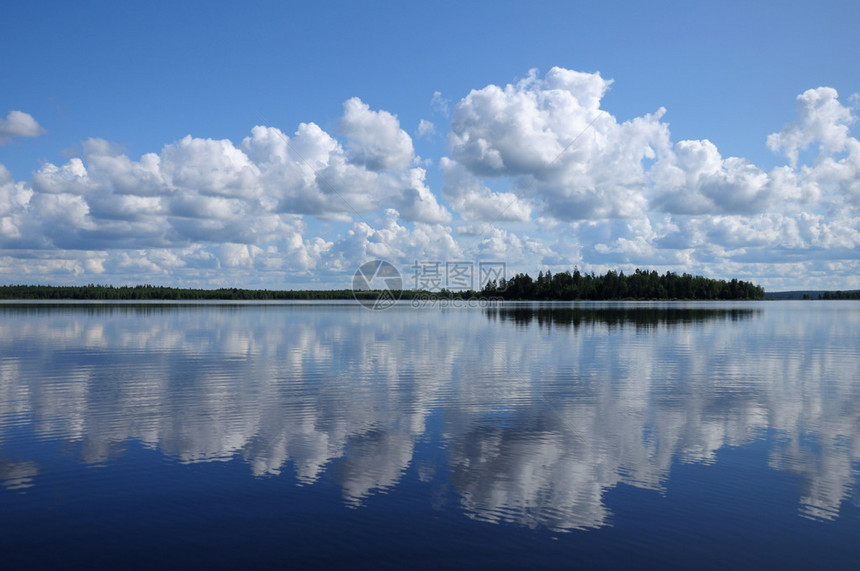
818 290 860 300
0 269 767 301
477 269 764 300
765 290 860 300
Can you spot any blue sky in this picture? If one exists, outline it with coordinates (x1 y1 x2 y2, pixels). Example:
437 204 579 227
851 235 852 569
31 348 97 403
1 0 859 290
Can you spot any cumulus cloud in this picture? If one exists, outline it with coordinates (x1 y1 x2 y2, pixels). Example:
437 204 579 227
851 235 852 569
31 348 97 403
449 68 612 177
326 209 462 272
808 138 860 206
437 69 860 288
161 135 261 199
0 96 451 257
2 70 860 289
440 157 531 223
390 167 452 224
0 110 45 144
767 87 855 167
0 165 32 217
339 97 414 171
650 139 772 215
447 67 670 221
0 99 445 285
470 227 556 269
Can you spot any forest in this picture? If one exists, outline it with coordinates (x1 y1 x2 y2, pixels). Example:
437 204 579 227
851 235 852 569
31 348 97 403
819 290 860 300
478 268 765 300
0 284 409 301
0 268 765 300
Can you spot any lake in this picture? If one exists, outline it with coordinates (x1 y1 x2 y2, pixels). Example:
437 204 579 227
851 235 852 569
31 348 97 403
1 300 859 568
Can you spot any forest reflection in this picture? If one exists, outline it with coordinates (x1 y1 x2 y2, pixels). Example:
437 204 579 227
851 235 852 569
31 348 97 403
485 305 760 329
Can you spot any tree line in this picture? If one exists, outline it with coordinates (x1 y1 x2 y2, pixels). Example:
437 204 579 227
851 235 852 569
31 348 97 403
479 268 765 300
819 290 860 300
0 284 382 300
0 269 765 300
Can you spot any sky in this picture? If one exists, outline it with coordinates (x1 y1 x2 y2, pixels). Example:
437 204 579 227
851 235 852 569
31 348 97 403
1 0 859 291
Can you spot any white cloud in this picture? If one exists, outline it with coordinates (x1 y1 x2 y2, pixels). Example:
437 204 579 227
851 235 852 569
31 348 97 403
767 87 855 167
0 110 45 144
431 91 450 117
339 97 414 171
416 119 435 138
0 166 31 217
449 68 610 177
440 157 531 223
437 69 860 288
31 158 92 195
390 167 451 224
470 227 556 271
447 68 670 221
2 70 860 290
0 96 452 259
240 121 448 224
592 218 659 260
799 137 860 207
324 209 462 272
650 139 772 215
161 135 261 199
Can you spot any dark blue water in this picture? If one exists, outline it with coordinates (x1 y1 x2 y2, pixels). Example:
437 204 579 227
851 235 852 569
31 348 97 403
1 301 858 568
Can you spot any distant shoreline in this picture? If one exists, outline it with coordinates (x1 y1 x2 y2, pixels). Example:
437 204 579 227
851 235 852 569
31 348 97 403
765 290 860 300
2 271 855 301
0 269 763 301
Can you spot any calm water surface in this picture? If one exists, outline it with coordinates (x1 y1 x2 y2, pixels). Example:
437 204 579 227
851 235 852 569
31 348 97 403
1 301 859 568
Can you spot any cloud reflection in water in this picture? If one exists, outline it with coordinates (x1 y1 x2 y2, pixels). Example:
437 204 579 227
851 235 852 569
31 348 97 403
0 302 857 530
